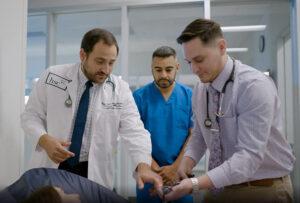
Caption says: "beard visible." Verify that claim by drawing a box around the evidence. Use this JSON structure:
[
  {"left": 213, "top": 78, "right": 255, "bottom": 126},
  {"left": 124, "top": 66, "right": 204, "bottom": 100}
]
[
  {"left": 82, "top": 62, "right": 108, "bottom": 84},
  {"left": 154, "top": 78, "right": 175, "bottom": 89}
]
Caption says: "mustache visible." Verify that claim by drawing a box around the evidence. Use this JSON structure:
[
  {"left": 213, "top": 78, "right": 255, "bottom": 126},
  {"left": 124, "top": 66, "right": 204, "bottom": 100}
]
[
  {"left": 158, "top": 78, "right": 171, "bottom": 83},
  {"left": 95, "top": 72, "right": 107, "bottom": 76}
]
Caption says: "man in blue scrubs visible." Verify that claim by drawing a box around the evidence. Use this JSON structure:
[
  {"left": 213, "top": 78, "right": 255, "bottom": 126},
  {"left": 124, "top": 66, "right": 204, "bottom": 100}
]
[{"left": 133, "top": 46, "right": 194, "bottom": 203}]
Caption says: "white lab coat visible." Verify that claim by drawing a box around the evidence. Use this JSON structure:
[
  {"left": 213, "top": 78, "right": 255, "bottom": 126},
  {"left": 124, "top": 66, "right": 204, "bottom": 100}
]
[{"left": 21, "top": 63, "right": 152, "bottom": 190}]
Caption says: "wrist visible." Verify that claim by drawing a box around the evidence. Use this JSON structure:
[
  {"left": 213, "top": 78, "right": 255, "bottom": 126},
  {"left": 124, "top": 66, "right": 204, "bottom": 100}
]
[
  {"left": 38, "top": 134, "right": 49, "bottom": 148},
  {"left": 136, "top": 162, "right": 150, "bottom": 172}
]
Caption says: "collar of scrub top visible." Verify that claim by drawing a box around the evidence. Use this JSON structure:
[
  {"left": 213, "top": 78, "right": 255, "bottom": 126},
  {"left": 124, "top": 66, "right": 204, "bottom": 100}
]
[{"left": 204, "top": 56, "right": 235, "bottom": 128}]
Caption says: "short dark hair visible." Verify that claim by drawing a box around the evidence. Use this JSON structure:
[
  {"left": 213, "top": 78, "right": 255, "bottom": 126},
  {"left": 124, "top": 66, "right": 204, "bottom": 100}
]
[
  {"left": 152, "top": 46, "right": 176, "bottom": 59},
  {"left": 23, "top": 185, "right": 62, "bottom": 203},
  {"left": 177, "top": 18, "right": 223, "bottom": 45},
  {"left": 81, "top": 28, "right": 119, "bottom": 56}
]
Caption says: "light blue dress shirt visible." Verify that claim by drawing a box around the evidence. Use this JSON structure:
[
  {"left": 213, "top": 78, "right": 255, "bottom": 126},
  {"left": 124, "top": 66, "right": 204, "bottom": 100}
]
[{"left": 185, "top": 56, "right": 296, "bottom": 188}]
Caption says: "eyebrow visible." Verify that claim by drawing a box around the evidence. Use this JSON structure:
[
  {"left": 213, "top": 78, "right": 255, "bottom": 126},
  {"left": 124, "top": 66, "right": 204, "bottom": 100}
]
[
  {"left": 193, "top": 55, "right": 204, "bottom": 60},
  {"left": 153, "top": 66, "right": 174, "bottom": 69},
  {"left": 95, "top": 57, "right": 116, "bottom": 61}
]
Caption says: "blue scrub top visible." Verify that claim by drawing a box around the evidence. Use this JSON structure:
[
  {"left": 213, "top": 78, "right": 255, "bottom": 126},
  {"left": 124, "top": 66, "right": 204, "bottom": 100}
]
[{"left": 133, "top": 81, "right": 193, "bottom": 166}]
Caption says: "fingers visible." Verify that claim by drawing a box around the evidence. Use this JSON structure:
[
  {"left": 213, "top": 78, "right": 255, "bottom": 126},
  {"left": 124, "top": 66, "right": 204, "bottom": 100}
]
[
  {"left": 160, "top": 173, "right": 174, "bottom": 186},
  {"left": 152, "top": 175, "right": 163, "bottom": 189},
  {"left": 178, "top": 170, "right": 188, "bottom": 181},
  {"left": 61, "top": 141, "right": 71, "bottom": 147},
  {"left": 137, "top": 176, "right": 144, "bottom": 190},
  {"left": 57, "top": 146, "right": 75, "bottom": 157},
  {"left": 175, "top": 173, "right": 181, "bottom": 182}
]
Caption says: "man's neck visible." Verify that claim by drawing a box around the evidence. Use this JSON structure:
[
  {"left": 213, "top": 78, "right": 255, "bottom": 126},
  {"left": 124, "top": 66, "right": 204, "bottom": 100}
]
[
  {"left": 155, "top": 82, "right": 176, "bottom": 102},
  {"left": 212, "top": 54, "right": 228, "bottom": 82}
]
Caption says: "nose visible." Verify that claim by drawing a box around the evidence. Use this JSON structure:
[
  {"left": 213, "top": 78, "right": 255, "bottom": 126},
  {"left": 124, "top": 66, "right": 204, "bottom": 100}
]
[
  {"left": 190, "top": 62, "right": 200, "bottom": 73},
  {"left": 160, "top": 70, "right": 168, "bottom": 78},
  {"left": 100, "top": 63, "right": 110, "bottom": 74}
]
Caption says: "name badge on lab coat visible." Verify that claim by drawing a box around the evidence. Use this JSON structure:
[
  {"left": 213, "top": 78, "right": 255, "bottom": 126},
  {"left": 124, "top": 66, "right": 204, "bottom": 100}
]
[{"left": 46, "top": 72, "right": 71, "bottom": 91}]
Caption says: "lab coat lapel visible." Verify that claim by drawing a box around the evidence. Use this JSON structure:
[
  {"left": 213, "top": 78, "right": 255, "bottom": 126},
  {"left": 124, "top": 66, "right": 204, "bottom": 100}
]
[{"left": 66, "top": 63, "right": 80, "bottom": 115}]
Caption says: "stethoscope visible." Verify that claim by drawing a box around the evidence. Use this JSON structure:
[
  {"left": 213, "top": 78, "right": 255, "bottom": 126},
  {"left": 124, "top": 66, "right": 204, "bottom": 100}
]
[
  {"left": 204, "top": 58, "right": 235, "bottom": 128},
  {"left": 64, "top": 76, "right": 116, "bottom": 107}
]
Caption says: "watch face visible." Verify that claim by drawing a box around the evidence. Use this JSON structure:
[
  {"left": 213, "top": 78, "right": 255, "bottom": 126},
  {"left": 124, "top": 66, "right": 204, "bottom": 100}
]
[{"left": 259, "top": 35, "right": 265, "bottom": 53}]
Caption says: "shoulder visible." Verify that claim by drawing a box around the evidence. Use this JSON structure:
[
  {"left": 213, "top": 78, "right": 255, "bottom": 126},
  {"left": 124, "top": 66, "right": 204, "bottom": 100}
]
[
  {"left": 234, "top": 60, "right": 278, "bottom": 104},
  {"left": 44, "top": 63, "right": 78, "bottom": 81},
  {"left": 108, "top": 74, "right": 130, "bottom": 91},
  {"left": 235, "top": 60, "right": 275, "bottom": 90},
  {"left": 47, "top": 63, "right": 77, "bottom": 74},
  {"left": 133, "top": 83, "right": 153, "bottom": 97},
  {"left": 176, "top": 82, "right": 193, "bottom": 95}
]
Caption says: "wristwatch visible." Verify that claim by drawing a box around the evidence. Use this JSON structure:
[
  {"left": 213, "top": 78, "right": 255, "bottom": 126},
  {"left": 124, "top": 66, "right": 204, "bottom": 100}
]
[{"left": 190, "top": 177, "right": 200, "bottom": 194}]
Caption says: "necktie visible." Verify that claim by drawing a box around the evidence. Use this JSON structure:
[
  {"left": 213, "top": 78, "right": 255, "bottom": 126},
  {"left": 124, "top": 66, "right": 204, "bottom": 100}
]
[
  {"left": 208, "top": 84, "right": 223, "bottom": 194},
  {"left": 67, "top": 81, "right": 93, "bottom": 167}
]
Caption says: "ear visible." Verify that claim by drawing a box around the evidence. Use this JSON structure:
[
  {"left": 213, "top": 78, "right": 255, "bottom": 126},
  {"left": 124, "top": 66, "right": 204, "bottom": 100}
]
[
  {"left": 175, "top": 63, "right": 179, "bottom": 73},
  {"left": 80, "top": 49, "right": 86, "bottom": 62},
  {"left": 218, "top": 39, "right": 227, "bottom": 56}
]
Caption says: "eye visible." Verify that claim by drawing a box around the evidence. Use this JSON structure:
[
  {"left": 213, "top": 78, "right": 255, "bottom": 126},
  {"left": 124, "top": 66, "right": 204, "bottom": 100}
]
[
  {"left": 96, "top": 60, "right": 104, "bottom": 65},
  {"left": 195, "top": 58, "right": 204, "bottom": 63}
]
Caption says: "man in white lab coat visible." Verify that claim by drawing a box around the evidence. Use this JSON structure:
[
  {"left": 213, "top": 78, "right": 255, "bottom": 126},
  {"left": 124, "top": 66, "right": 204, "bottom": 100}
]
[{"left": 21, "top": 28, "right": 162, "bottom": 192}]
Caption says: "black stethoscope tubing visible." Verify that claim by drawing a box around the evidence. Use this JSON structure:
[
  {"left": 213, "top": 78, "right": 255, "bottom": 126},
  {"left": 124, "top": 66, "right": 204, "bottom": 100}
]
[{"left": 204, "top": 58, "right": 235, "bottom": 128}]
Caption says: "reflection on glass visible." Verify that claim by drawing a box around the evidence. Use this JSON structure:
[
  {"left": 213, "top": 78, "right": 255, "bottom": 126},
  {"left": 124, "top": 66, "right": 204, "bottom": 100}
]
[
  {"left": 211, "top": 0, "right": 290, "bottom": 83},
  {"left": 128, "top": 3, "right": 203, "bottom": 89},
  {"left": 56, "top": 10, "right": 122, "bottom": 75},
  {"left": 26, "top": 15, "right": 47, "bottom": 95}
]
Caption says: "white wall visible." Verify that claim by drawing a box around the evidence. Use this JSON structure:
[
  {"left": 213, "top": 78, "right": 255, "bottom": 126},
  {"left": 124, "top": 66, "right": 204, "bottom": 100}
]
[
  {"left": 294, "top": 0, "right": 300, "bottom": 201},
  {"left": 0, "top": 0, "right": 27, "bottom": 188}
]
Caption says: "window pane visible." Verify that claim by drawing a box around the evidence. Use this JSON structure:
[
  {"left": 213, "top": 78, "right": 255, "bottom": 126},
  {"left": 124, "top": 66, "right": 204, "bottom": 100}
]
[
  {"left": 211, "top": 0, "right": 290, "bottom": 83},
  {"left": 128, "top": 3, "right": 204, "bottom": 90},
  {"left": 56, "top": 10, "right": 122, "bottom": 75},
  {"left": 26, "top": 15, "right": 47, "bottom": 170},
  {"left": 26, "top": 15, "right": 47, "bottom": 96}
]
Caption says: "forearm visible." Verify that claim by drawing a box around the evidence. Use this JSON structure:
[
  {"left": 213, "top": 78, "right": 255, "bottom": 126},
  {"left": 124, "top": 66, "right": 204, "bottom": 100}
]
[
  {"left": 196, "top": 174, "right": 214, "bottom": 190},
  {"left": 173, "top": 129, "right": 192, "bottom": 168}
]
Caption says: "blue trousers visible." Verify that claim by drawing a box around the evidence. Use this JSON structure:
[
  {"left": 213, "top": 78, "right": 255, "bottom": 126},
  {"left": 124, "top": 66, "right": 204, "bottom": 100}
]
[{"left": 136, "top": 183, "right": 193, "bottom": 203}]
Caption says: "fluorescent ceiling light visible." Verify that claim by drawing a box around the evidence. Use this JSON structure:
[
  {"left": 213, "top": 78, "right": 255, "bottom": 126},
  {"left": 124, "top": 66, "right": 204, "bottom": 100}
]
[
  {"left": 222, "top": 25, "right": 267, "bottom": 32},
  {"left": 227, "top": 48, "right": 248, "bottom": 53}
]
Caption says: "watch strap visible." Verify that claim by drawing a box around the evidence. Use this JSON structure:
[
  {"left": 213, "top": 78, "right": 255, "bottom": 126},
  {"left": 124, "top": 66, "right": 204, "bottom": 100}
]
[{"left": 190, "top": 177, "right": 199, "bottom": 194}]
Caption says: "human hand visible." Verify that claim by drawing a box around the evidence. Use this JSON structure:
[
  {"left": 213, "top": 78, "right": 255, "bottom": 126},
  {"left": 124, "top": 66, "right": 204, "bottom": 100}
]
[
  {"left": 157, "top": 165, "right": 177, "bottom": 186},
  {"left": 151, "top": 159, "right": 161, "bottom": 173},
  {"left": 38, "top": 134, "right": 75, "bottom": 164},
  {"left": 158, "top": 178, "right": 193, "bottom": 202},
  {"left": 175, "top": 157, "right": 195, "bottom": 182},
  {"left": 136, "top": 163, "right": 163, "bottom": 192}
]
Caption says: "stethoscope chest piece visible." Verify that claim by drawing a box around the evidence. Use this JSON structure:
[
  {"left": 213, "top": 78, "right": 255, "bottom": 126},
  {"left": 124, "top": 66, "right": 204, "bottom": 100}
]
[
  {"left": 65, "top": 97, "right": 72, "bottom": 107},
  {"left": 204, "top": 118, "right": 212, "bottom": 128}
]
